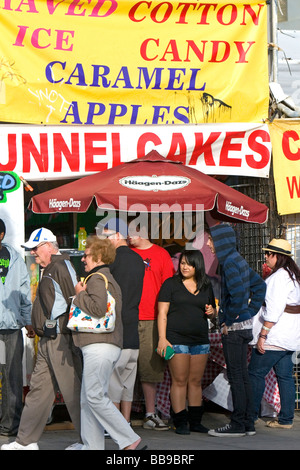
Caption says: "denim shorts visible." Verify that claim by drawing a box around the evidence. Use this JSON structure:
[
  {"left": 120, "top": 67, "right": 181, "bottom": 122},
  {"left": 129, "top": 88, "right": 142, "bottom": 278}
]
[{"left": 172, "top": 344, "right": 210, "bottom": 355}]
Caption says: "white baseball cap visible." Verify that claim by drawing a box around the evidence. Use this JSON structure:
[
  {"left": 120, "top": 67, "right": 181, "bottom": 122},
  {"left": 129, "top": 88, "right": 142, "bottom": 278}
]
[{"left": 22, "top": 227, "right": 57, "bottom": 249}]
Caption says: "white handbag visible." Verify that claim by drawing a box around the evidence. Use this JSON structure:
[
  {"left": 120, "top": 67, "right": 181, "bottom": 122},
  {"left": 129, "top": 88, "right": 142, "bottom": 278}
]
[{"left": 67, "top": 272, "right": 116, "bottom": 333}]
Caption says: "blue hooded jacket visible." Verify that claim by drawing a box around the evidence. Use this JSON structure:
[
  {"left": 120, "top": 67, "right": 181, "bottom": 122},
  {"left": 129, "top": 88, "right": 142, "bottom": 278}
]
[{"left": 210, "top": 223, "right": 266, "bottom": 326}]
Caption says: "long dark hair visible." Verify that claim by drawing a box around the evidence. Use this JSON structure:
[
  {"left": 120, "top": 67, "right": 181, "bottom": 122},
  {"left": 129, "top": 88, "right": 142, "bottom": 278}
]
[
  {"left": 272, "top": 253, "right": 300, "bottom": 285},
  {"left": 178, "top": 250, "right": 209, "bottom": 292}
]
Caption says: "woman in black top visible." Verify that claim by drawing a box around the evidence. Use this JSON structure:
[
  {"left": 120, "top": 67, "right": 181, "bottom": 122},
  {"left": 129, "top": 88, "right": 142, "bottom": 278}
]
[{"left": 157, "top": 250, "right": 216, "bottom": 435}]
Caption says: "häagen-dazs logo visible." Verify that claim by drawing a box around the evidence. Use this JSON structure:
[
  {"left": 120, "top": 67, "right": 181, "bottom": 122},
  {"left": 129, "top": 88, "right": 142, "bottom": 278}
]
[
  {"left": 49, "top": 198, "right": 81, "bottom": 210},
  {"left": 225, "top": 201, "right": 250, "bottom": 218},
  {"left": 119, "top": 175, "right": 191, "bottom": 191}
]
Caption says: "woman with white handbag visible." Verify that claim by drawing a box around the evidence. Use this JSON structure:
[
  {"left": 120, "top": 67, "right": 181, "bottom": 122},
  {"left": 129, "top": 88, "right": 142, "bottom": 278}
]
[{"left": 70, "top": 236, "right": 142, "bottom": 450}]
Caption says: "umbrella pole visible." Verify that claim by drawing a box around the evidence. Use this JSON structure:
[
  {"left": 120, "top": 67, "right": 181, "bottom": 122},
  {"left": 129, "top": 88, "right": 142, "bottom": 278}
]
[{"left": 73, "top": 214, "right": 77, "bottom": 249}]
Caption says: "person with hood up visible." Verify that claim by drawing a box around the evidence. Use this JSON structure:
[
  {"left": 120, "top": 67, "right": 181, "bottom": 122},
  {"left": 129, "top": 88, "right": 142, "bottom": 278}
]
[
  {"left": 205, "top": 215, "right": 266, "bottom": 437},
  {"left": 0, "top": 219, "right": 33, "bottom": 437}
]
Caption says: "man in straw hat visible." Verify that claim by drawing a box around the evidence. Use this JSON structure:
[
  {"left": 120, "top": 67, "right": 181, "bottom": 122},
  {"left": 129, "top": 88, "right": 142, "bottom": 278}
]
[{"left": 249, "top": 238, "right": 300, "bottom": 429}]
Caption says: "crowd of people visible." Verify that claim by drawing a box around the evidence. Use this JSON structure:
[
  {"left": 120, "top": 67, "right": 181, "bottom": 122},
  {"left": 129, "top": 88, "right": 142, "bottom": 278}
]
[{"left": 0, "top": 215, "right": 299, "bottom": 450}]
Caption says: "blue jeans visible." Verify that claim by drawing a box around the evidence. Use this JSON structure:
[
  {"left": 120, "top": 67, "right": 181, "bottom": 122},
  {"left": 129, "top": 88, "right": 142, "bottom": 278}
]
[
  {"left": 222, "top": 329, "right": 253, "bottom": 431},
  {"left": 248, "top": 348, "right": 295, "bottom": 425},
  {"left": 0, "top": 330, "right": 24, "bottom": 434},
  {"left": 172, "top": 344, "right": 210, "bottom": 355}
]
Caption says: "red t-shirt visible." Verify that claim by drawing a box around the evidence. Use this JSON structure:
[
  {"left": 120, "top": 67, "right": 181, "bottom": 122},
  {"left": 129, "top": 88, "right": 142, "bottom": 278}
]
[{"left": 131, "top": 244, "right": 175, "bottom": 320}]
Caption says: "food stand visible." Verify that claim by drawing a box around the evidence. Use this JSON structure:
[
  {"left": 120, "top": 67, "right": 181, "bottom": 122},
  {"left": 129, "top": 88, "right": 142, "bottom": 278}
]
[{"left": 1, "top": 1, "right": 298, "bottom": 422}]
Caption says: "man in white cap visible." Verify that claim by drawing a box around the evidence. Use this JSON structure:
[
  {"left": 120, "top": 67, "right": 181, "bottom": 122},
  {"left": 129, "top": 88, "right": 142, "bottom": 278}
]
[
  {"left": 0, "top": 219, "right": 33, "bottom": 437},
  {"left": 2, "top": 227, "right": 82, "bottom": 450}
]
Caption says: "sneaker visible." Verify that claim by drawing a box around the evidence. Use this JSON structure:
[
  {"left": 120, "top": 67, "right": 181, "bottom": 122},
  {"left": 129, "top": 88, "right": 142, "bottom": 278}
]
[
  {"left": 245, "top": 428, "right": 256, "bottom": 436},
  {"left": 65, "top": 442, "right": 83, "bottom": 450},
  {"left": 266, "top": 420, "right": 293, "bottom": 429},
  {"left": 0, "top": 428, "right": 18, "bottom": 437},
  {"left": 143, "top": 413, "right": 169, "bottom": 431},
  {"left": 208, "top": 423, "right": 246, "bottom": 437},
  {"left": 1, "top": 441, "right": 39, "bottom": 450}
]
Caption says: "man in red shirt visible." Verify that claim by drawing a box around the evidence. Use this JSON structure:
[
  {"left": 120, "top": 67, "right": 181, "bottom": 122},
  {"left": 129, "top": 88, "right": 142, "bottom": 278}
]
[{"left": 129, "top": 226, "right": 174, "bottom": 431}]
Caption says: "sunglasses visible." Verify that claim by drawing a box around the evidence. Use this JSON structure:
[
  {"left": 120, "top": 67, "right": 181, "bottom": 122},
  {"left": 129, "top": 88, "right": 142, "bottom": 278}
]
[
  {"left": 264, "top": 251, "right": 274, "bottom": 257},
  {"left": 32, "top": 242, "right": 48, "bottom": 252},
  {"left": 82, "top": 253, "right": 92, "bottom": 259}
]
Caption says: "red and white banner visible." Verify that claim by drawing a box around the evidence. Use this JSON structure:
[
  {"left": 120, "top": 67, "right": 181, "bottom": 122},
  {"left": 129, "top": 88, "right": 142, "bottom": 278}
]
[{"left": 0, "top": 123, "right": 271, "bottom": 180}]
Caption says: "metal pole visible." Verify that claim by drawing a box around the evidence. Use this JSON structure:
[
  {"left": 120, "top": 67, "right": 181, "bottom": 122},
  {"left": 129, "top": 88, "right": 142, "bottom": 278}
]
[{"left": 271, "top": 0, "right": 278, "bottom": 82}]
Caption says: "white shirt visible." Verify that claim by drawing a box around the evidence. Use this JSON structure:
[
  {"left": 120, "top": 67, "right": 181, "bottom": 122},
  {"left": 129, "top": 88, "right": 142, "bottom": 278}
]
[{"left": 251, "top": 268, "right": 300, "bottom": 351}]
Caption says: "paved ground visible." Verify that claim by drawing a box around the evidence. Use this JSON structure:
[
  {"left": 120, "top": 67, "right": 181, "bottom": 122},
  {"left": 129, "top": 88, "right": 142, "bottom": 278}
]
[{"left": 1, "top": 409, "right": 299, "bottom": 452}]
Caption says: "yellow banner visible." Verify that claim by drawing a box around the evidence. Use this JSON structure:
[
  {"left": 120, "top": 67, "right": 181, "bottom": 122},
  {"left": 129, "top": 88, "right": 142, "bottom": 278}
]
[
  {"left": 0, "top": 1, "right": 269, "bottom": 125},
  {"left": 269, "top": 120, "right": 300, "bottom": 215}
]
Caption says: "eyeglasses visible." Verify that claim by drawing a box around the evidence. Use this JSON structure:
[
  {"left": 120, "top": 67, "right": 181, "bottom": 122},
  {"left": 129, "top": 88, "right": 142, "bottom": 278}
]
[
  {"left": 32, "top": 242, "right": 47, "bottom": 252},
  {"left": 82, "top": 253, "right": 92, "bottom": 259},
  {"left": 264, "top": 251, "right": 274, "bottom": 257}
]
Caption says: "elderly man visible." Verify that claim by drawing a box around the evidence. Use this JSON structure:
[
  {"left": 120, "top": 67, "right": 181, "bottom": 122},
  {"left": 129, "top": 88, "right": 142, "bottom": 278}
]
[
  {"left": 97, "top": 218, "right": 145, "bottom": 424},
  {"left": 0, "top": 219, "right": 33, "bottom": 437},
  {"left": 2, "top": 227, "right": 82, "bottom": 450}
]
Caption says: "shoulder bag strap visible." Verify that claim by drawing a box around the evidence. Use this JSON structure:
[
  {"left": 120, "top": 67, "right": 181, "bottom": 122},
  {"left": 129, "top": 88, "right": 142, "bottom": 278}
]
[{"left": 83, "top": 272, "right": 108, "bottom": 289}]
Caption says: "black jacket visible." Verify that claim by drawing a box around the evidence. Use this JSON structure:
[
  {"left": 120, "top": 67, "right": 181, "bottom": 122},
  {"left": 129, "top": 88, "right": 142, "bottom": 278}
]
[{"left": 110, "top": 246, "right": 145, "bottom": 349}]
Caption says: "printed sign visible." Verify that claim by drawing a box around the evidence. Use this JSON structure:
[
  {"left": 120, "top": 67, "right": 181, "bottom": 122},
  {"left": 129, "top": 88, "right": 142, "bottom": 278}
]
[
  {"left": 0, "top": 178, "right": 24, "bottom": 254},
  {"left": 0, "top": 123, "right": 271, "bottom": 179},
  {"left": 269, "top": 120, "right": 300, "bottom": 215},
  {"left": 0, "top": 1, "right": 269, "bottom": 125},
  {"left": 0, "top": 171, "right": 20, "bottom": 202},
  {"left": 119, "top": 175, "right": 191, "bottom": 191}
]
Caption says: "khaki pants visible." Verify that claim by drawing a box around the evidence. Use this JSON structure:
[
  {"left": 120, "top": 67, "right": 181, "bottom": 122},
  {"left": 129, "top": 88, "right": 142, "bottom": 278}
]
[
  {"left": 80, "top": 343, "right": 140, "bottom": 450},
  {"left": 17, "top": 334, "right": 81, "bottom": 446},
  {"left": 109, "top": 349, "right": 139, "bottom": 402},
  {"left": 138, "top": 320, "right": 165, "bottom": 383}
]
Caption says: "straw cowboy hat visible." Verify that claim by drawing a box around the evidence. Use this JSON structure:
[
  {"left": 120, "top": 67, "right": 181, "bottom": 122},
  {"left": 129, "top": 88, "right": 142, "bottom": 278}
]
[{"left": 262, "top": 238, "right": 293, "bottom": 257}]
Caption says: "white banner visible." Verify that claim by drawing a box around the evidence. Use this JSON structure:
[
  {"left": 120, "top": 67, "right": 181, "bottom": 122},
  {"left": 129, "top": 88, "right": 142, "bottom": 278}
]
[{"left": 0, "top": 123, "right": 271, "bottom": 180}]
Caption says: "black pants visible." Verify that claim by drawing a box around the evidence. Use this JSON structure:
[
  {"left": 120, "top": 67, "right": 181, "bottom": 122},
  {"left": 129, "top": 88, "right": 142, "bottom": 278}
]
[
  {"left": 222, "top": 329, "right": 254, "bottom": 431},
  {"left": 0, "top": 329, "right": 23, "bottom": 434}
]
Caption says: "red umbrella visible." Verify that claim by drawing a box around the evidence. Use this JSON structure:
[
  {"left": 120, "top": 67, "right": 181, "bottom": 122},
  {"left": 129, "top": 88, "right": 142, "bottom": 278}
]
[{"left": 29, "top": 150, "right": 268, "bottom": 224}]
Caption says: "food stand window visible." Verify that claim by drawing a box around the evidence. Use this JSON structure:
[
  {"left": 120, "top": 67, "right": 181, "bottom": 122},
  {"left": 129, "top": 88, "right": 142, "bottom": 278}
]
[{"left": 24, "top": 179, "right": 100, "bottom": 249}]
